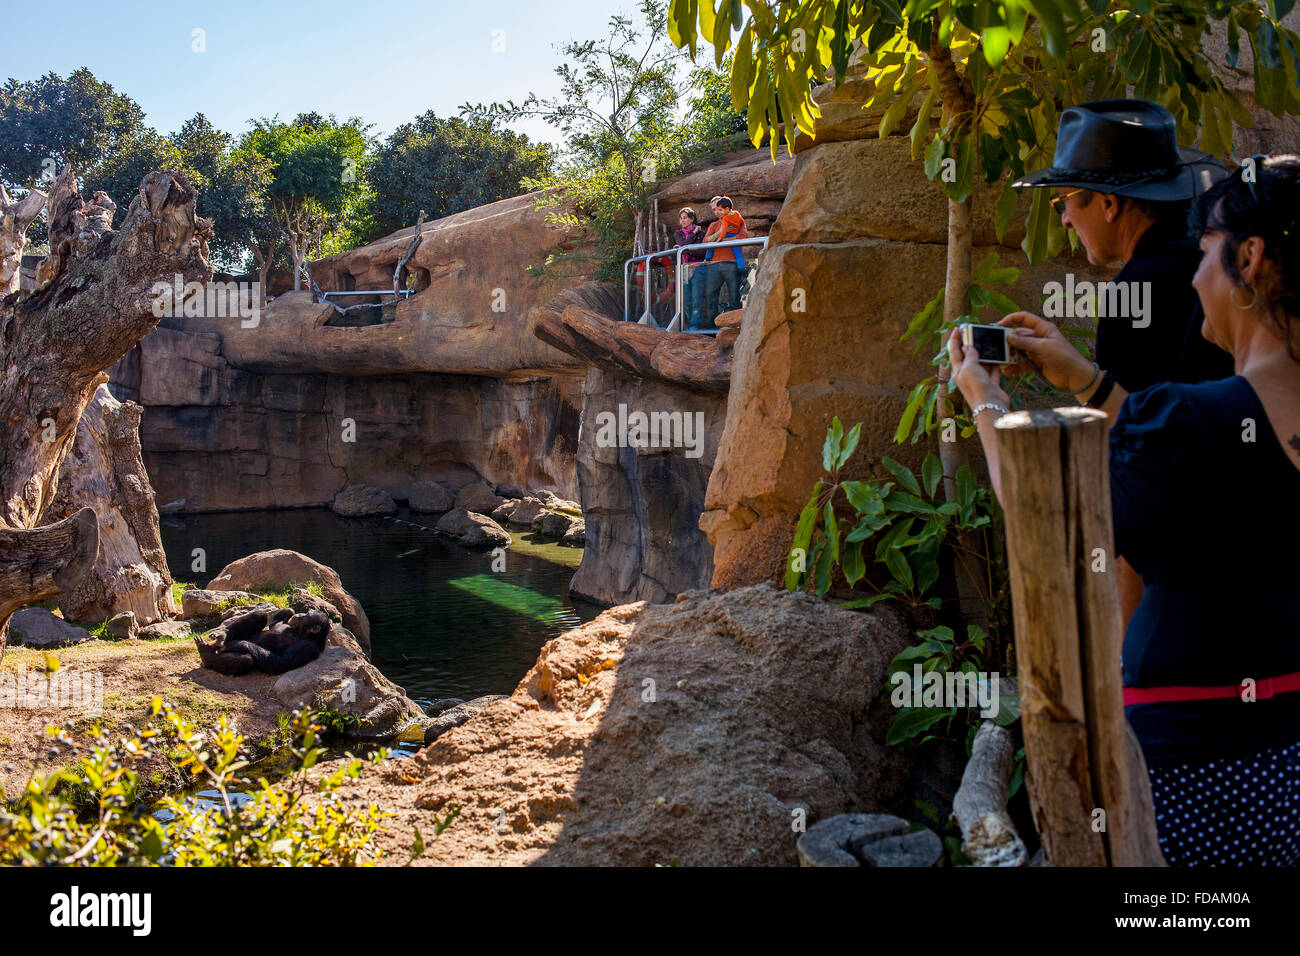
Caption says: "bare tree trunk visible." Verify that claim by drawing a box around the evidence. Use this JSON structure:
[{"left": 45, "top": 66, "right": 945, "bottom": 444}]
[
  {"left": 929, "top": 29, "right": 987, "bottom": 627},
  {"left": 393, "top": 209, "right": 426, "bottom": 296},
  {"left": 48, "top": 383, "right": 177, "bottom": 624},
  {"left": 0, "top": 167, "right": 210, "bottom": 652},
  {"left": 1, "top": 184, "right": 47, "bottom": 295}
]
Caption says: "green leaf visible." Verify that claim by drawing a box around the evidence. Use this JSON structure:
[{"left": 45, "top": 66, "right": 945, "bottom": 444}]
[
  {"left": 824, "top": 500, "right": 840, "bottom": 562},
  {"left": 813, "top": 541, "right": 833, "bottom": 596},
  {"left": 730, "top": 24, "right": 754, "bottom": 112},
  {"left": 841, "top": 480, "right": 885, "bottom": 516},
  {"left": 921, "top": 455, "right": 944, "bottom": 498},
  {"left": 884, "top": 547, "right": 914, "bottom": 589},
  {"left": 982, "top": 24, "right": 1011, "bottom": 66},
  {"left": 955, "top": 464, "right": 977, "bottom": 518},
  {"left": 842, "top": 539, "right": 866, "bottom": 586},
  {"left": 880, "top": 457, "right": 923, "bottom": 496},
  {"left": 916, "top": 559, "right": 940, "bottom": 592},
  {"left": 840, "top": 592, "right": 896, "bottom": 610},
  {"left": 910, "top": 86, "right": 937, "bottom": 160},
  {"left": 1024, "top": 0, "right": 1068, "bottom": 58},
  {"left": 785, "top": 483, "right": 823, "bottom": 590},
  {"left": 831, "top": 0, "right": 851, "bottom": 83},
  {"left": 994, "top": 187, "right": 1018, "bottom": 243},
  {"left": 823, "top": 417, "right": 844, "bottom": 473},
  {"left": 923, "top": 134, "right": 944, "bottom": 180},
  {"left": 886, "top": 707, "right": 949, "bottom": 746},
  {"left": 837, "top": 421, "right": 863, "bottom": 468},
  {"left": 1020, "top": 186, "right": 1051, "bottom": 265}
]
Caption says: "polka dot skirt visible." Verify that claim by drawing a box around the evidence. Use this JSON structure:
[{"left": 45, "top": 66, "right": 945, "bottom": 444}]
[{"left": 1147, "top": 739, "right": 1300, "bottom": 866}]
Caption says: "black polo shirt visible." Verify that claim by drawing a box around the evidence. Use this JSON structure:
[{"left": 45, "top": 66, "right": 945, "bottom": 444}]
[{"left": 1094, "top": 218, "right": 1234, "bottom": 392}]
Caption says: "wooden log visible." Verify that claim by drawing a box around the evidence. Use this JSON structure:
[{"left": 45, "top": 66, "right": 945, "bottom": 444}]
[
  {"left": 0, "top": 508, "right": 99, "bottom": 622},
  {"left": 535, "top": 283, "right": 732, "bottom": 393},
  {"left": 993, "top": 407, "right": 1164, "bottom": 866},
  {"left": 953, "top": 721, "right": 1027, "bottom": 866}
]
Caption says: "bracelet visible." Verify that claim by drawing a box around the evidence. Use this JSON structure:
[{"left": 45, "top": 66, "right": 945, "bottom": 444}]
[
  {"left": 1085, "top": 371, "right": 1117, "bottom": 409},
  {"left": 971, "top": 402, "right": 1010, "bottom": 419},
  {"left": 1074, "top": 362, "right": 1101, "bottom": 399}
]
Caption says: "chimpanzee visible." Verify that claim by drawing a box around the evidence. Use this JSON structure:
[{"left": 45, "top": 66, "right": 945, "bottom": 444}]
[{"left": 194, "top": 607, "right": 331, "bottom": 676}]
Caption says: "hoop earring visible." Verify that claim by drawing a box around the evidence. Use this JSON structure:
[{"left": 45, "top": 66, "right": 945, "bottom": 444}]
[{"left": 1230, "top": 283, "right": 1258, "bottom": 310}]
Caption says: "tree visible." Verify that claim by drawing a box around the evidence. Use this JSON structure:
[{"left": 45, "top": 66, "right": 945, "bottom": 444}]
[
  {"left": 240, "top": 114, "right": 370, "bottom": 290},
  {"left": 0, "top": 68, "right": 146, "bottom": 191},
  {"left": 467, "top": 0, "right": 691, "bottom": 274},
  {"left": 0, "top": 168, "right": 210, "bottom": 655},
  {"left": 367, "top": 112, "right": 553, "bottom": 238},
  {"left": 171, "top": 114, "right": 273, "bottom": 273}
]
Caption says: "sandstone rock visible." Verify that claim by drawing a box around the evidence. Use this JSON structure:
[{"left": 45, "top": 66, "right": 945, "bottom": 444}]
[
  {"left": 404, "top": 584, "right": 912, "bottom": 866},
  {"left": 332, "top": 484, "right": 396, "bottom": 517},
  {"left": 856, "top": 826, "right": 944, "bottom": 867},
  {"left": 48, "top": 385, "right": 175, "bottom": 625},
  {"left": 435, "top": 508, "right": 511, "bottom": 548},
  {"left": 423, "top": 695, "right": 507, "bottom": 744},
  {"left": 702, "top": 229, "right": 1110, "bottom": 590},
  {"left": 491, "top": 499, "right": 519, "bottom": 523},
  {"left": 207, "top": 549, "right": 371, "bottom": 649},
  {"left": 538, "top": 492, "right": 581, "bottom": 513},
  {"left": 106, "top": 612, "right": 137, "bottom": 640},
  {"left": 138, "top": 620, "right": 192, "bottom": 640},
  {"left": 407, "top": 480, "right": 454, "bottom": 514},
  {"left": 272, "top": 641, "right": 424, "bottom": 739},
  {"left": 560, "top": 520, "right": 586, "bottom": 548},
  {"left": 502, "top": 497, "right": 547, "bottom": 528},
  {"left": 453, "top": 481, "right": 504, "bottom": 515},
  {"left": 569, "top": 366, "right": 727, "bottom": 606},
  {"left": 537, "top": 510, "right": 578, "bottom": 538},
  {"left": 9, "top": 609, "right": 93, "bottom": 649},
  {"left": 714, "top": 308, "right": 744, "bottom": 328},
  {"left": 181, "top": 589, "right": 254, "bottom": 620},
  {"left": 494, "top": 485, "right": 526, "bottom": 499}
]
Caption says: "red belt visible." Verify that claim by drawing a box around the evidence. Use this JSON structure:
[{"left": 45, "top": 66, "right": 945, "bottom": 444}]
[{"left": 1124, "top": 670, "right": 1300, "bottom": 706}]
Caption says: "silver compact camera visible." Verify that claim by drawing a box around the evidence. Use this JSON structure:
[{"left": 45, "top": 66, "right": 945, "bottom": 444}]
[{"left": 958, "top": 323, "right": 1011, "bottom": 364}]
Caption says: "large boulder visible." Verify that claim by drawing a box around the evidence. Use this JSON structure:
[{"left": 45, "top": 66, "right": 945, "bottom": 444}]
[
  {"left": 407, "top": 480, "right": 455, "bottom": 514},
  {"left": 9, "top": 608, "right": 93, "bottom": 649},
  {"left": 501, "top": 497, "right": 548, "bottom": 529},
  {"left": 181, "top": 588, "right": 255, "bottom": 620},
  {"left": 272, "top": 639, "right": 424, "bottom": 740},
  {"left": 435, "top": 508, "right": 511, "bottom": 548},
  {"left": 423, "top": 695, "right": 507, "bottom": 744},
  {"left": 206, "top": 549, "right": 371, "bottom": 649},
  {"left": 332, "top": 484, "right": 396, "bottom": 517},
  {"left": 402, "top": 584, "right": 912, "bottom": 865},
  {"left": 537, "top": 510, "right": 578, "bottom": 538},
  {"left": 453, "top": 481, "right": 504, "bottom": 515}
]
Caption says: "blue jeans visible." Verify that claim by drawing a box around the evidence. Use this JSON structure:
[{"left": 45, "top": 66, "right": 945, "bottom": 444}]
[
  {"left": 685, "top": 265, "right": 706, "bottom": 330},
  {"left": 704, "top": 262, "right": 743, "bottom": 327}
]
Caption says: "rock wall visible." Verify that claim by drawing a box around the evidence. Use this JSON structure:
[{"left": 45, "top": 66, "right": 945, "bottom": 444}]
[
  {"left": 569, "top": 366, "right": 727, "bottom": 606},
  {"left": 111, "top": 326, "right": 582, "bottom": 510},
  {"left": 701, "top": 97, "right": 1114, "bottom": 591}
]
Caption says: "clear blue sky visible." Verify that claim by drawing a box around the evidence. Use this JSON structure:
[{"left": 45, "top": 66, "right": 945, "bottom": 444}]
[{"left": 0, "top": 0, "right": 650, "bottom": 147}]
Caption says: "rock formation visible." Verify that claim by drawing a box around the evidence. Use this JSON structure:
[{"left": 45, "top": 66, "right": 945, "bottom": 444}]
[
  {"left": 47, "top": 385, "right": 176, "bottom": 625},
  {"left": 699, "top": 87, "right": 1114, "bottom": 591},
  {"left": 534, "top": 282, "right": 730, "bottom": 606},
  {"left": 361, "top": 584, "right": 911, "bottom": 865}
]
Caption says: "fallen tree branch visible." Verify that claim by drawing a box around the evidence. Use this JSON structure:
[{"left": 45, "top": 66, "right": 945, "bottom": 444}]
[{"left": 953, "top": 721, "right": 1028, "bottom": 866}]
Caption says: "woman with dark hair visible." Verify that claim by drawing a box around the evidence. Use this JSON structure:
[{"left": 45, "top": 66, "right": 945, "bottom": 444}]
[
  {"left": 675, "top": 207, "right": 706, "bottom": 330},
  {"left": 948, "top": 154, "right": 1300, "bottom": 866}
]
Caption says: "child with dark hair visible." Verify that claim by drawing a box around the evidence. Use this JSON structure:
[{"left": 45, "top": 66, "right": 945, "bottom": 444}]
[{"left": 703, "top": 196, "right": 747, "bottom": 328}]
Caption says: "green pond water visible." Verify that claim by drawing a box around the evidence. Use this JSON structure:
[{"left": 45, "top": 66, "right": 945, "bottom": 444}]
[{"left": 160, "top": 507, "right": 603, "bottom": 707}]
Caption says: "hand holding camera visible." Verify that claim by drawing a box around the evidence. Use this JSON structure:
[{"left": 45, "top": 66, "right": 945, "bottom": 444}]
[{"left": 997, "top": 312, "right": 1100, "bottom": 394}]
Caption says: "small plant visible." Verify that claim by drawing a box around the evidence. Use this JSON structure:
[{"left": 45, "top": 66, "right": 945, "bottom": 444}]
[
  {"left": 786, "top": 418, "right": 1001, "bottom": 616},
  {"left": 0, "top": 700, "right": 390, "bottom": 866},
  {"left": 316, "top": 707, "right": 363, "bottom": 736}
]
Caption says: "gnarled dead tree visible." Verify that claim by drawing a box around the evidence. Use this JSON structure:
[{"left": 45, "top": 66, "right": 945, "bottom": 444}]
[
  {"left": 0, "top": 167, "right": 210, "bottom": 652},
  {"left": 1, "top": 184, "right": 47, "bottom": 295}
]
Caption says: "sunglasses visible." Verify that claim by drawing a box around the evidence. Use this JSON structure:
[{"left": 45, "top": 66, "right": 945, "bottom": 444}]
[{"left": 1049, "top": 188, "right": 1084, "bottom": 214}]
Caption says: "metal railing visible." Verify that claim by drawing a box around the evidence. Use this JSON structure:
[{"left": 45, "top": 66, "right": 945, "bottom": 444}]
[
  {"left": 622, "top": 236, "right": 768, "bottom": 333},
  {"left": 320, "top": 289, "right": 417, "bottom": 301}
]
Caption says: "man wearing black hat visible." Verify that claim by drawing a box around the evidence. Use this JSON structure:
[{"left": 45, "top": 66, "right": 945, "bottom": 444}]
[
  {"left": 1005, "top": 99, "right": 1234, "bottom": 395},
  {"left": 978, "top": 100, "right": 1233, "bottom": 628}
]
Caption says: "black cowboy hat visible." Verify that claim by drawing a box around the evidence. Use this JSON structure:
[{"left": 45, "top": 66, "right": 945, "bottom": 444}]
[{"left": 1011, "top": 99, "right": 1228, "bottom": 202}]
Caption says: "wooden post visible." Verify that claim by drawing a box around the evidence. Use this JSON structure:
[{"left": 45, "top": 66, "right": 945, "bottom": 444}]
[{"left": 994, "top": 407, "right": 1164, "bottom": 866}]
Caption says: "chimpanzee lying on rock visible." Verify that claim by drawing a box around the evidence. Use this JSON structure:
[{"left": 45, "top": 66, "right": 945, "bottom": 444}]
[{"left": 194, "top": 606, "right": 331, "bottom": 676}]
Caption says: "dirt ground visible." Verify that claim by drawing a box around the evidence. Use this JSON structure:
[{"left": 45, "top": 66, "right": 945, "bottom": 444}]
[{"left": 0, "top": 637, "right": 287, "bottom": 801}]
